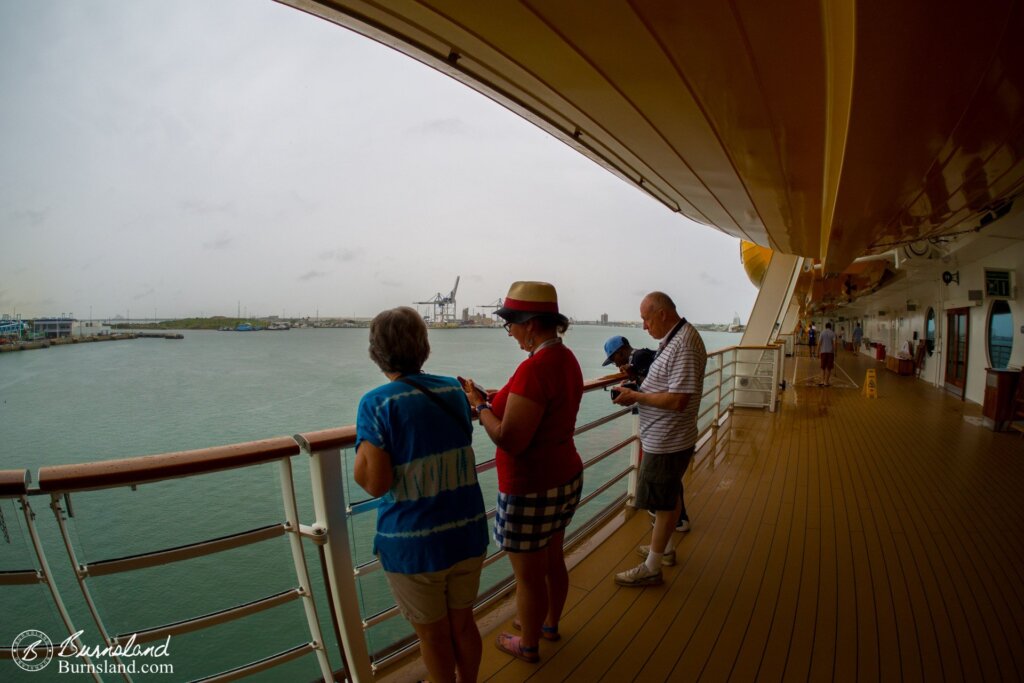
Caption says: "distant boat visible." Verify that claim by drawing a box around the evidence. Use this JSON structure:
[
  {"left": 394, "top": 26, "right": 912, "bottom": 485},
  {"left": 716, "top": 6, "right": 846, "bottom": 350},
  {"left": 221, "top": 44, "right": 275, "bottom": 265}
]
[{"left": 235, "top": 323, "right": 255, "bottom": 331}]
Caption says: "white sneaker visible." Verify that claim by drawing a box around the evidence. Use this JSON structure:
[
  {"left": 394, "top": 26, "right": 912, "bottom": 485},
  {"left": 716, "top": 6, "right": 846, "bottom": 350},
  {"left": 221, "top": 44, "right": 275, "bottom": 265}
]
[
  {"left": 636, "top": 545, "right": 676, "bottom": 566},
  {"left": 615, "top": 562, "right": 663, "bottom": 587}
]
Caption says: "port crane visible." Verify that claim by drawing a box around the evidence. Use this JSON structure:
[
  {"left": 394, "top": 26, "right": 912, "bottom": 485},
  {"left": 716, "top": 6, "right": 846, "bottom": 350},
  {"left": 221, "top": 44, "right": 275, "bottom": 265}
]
[
  {"left": 415, "top": 276, "right": 460, "bottom": 325},
  {"left": 478, "top": 297, "right": 503, "bottom": 320}
]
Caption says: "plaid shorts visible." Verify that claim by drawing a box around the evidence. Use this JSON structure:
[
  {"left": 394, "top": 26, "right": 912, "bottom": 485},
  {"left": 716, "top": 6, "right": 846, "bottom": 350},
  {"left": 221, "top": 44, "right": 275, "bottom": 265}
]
[{"left": 495, "top": 472, "right": 583, "bottom": 553}]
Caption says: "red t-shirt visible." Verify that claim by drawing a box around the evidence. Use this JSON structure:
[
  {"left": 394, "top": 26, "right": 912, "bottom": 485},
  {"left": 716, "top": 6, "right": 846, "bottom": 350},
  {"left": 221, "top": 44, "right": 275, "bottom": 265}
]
[{"left": 491, "top": 342, "right": 584, "bottom": 495}]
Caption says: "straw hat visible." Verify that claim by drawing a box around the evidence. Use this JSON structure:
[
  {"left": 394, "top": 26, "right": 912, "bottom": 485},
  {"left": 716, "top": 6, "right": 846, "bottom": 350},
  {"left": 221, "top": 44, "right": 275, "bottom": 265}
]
[{"left": 495, "top": 281, "right": 568, "bottom": 325}]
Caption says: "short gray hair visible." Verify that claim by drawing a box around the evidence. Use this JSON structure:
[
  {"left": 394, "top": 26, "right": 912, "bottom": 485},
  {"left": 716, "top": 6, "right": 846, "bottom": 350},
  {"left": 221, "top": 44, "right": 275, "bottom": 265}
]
[{"left": 368, "top": 307, "right": 430, "bottom": 375}]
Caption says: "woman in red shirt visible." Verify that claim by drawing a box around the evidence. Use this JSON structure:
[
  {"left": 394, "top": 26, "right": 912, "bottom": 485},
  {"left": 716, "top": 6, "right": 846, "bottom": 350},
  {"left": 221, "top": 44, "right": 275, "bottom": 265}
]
[{"left": 462, "top": 281, "right": 583, "bottom": 664}]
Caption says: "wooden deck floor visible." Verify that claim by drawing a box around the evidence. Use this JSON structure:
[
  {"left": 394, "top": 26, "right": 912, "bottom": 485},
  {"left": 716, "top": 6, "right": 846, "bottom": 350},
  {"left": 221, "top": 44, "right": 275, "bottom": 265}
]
[{"left": 464, "top": 351, "right": 1024, "bottom": 682}]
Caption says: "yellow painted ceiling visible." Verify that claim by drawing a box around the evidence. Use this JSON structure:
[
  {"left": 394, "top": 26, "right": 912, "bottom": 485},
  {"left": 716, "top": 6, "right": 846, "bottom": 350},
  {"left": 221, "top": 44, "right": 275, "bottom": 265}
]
[{"left": 285, "top": 0, "right": 1024, "bottom": 271}]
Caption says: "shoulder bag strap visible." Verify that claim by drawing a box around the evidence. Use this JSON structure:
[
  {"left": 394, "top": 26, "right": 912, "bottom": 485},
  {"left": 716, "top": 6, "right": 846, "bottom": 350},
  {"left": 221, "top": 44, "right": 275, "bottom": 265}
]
[{"left": 396, "top": 377, "right": 473, "bottom": 438}]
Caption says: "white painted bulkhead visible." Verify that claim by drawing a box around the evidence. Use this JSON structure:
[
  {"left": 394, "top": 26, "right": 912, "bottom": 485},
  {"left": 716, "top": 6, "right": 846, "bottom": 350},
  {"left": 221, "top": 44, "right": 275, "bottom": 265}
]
[{"left": 825, "top": 208, "right": 1024, "bottom": 406}]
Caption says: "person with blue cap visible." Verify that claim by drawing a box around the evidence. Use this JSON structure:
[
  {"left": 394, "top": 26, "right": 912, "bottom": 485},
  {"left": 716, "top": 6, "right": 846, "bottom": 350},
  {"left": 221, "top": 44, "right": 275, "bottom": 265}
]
[{"left": 601, "top": 335, "right": 655, "bottom": 383}]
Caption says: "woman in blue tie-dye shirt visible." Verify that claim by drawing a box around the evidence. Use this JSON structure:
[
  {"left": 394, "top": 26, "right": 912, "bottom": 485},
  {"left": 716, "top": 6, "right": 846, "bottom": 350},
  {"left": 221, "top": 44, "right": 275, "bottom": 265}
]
[{"left": 355, "top": 306, "right": 488, "bottom": 683}]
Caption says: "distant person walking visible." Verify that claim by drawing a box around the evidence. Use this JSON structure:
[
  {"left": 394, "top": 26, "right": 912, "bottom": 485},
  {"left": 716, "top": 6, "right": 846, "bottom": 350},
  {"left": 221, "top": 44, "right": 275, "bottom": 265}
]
[
  {"left": 818, "top": 322, "right": 837, "bottom": 386},
  {"left": 808, "top": 323, "right": 817, "bottom": 358},
  {"left": 853, "top": 322, "right": 863, "bottom": 351},
  {"left": 354, "top": 307, "right": 489, "bottom": 683},
  {"left": 611, "top": 292, "right": 706, "bottom": 587}
]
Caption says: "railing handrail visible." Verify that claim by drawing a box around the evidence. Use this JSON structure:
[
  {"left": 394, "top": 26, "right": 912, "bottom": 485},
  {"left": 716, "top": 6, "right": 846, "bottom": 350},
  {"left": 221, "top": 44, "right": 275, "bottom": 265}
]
[
  {"left": 16, "top": 353, "right": 753, "bottom": 495},
  {"left": 0, "top": 468, "right": 28, "bottom": 495},
  {"left": 35, "top": 436, "right": 300, "bottom": 493},
  {"left": 293, "top": 425, "right": 357, "bottom": 453}
]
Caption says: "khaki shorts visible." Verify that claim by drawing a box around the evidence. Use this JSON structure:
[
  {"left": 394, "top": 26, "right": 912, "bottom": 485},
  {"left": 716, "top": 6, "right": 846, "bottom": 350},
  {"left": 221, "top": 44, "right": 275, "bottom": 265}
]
[
  {"left": 384, "top": 554, "right": 485, "bottom": 625},
  {"left": 635, "top": 447, "right": 694, "bottom": 510}
]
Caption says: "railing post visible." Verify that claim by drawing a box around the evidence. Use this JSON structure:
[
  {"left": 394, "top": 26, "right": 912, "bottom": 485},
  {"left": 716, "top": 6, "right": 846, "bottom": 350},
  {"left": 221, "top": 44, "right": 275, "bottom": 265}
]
[
  {"left": 17, "top": 495, "right": 101, "bottom": 683},
  {"left": 49, "top": 493, "right": 132, "bottom": 682},
  {"left": 278, "top": 458, "right": 334, "bottom": 681},
  {"left": 715, "top": 353, "right": 723, "bottom": 431},
  {"left": 306, "top": 448, "right": 373, "bottom": 683},
  {"left": 625, "top": 411, "right": 641, "bottom": 507},
  {"left": 769, "top": 345, "right": 780, "bottom": 413}
]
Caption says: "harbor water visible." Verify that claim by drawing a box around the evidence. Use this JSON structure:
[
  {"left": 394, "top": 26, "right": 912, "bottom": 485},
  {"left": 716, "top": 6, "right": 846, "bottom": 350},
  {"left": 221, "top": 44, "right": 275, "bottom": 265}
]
[{"left": 0, "top": 325, "right": 740, "bottom": 680}]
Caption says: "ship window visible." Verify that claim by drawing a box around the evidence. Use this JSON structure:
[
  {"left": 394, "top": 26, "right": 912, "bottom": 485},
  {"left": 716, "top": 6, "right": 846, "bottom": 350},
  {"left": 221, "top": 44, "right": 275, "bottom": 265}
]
[
  {"left": 987, "top": 300, "right": 1013, "bottom": 369},
  {"left": 925, "top": 308, "right": 936, "bottom": 356}
]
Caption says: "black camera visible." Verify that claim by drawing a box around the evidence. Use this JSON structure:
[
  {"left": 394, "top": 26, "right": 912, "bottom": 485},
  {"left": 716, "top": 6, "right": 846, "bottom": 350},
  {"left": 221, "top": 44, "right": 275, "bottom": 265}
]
[{"left": 609, "top": 382, "right": 638, "bottom": 401}]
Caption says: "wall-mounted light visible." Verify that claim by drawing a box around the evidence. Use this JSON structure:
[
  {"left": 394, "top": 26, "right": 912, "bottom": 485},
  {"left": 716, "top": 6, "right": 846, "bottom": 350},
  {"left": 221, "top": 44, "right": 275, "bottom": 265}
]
[{"left": 941, "top": 270, "right": 960, "bottom": 286}]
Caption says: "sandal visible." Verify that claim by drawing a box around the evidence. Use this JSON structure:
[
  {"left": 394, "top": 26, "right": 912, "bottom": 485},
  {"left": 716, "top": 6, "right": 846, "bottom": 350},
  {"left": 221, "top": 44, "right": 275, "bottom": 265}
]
[
  {"left": 495, "top": 632, "right": 539, "bottom": 663},
  {"left": 512, "top": 618, "right": 561, "bottom": 641}
]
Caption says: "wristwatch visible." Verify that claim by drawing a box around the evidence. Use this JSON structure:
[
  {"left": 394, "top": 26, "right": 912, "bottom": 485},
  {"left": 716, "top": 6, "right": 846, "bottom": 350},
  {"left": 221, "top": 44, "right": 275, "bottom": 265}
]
[{"left": 476, "top": 403, "right": 491, "bottom": 418}]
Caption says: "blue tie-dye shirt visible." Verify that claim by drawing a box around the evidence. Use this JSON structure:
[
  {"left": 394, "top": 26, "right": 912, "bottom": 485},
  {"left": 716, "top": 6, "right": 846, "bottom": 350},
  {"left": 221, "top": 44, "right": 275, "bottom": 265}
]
[{"left": 356, "top": 373, "right": 489, "bottom": 574}]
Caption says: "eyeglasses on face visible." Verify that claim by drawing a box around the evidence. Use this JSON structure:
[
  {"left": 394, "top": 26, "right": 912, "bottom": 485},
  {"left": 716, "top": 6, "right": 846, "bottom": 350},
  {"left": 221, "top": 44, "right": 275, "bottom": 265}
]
[{"left": 503, "top": 321, "right": 514, "bottom": 332}]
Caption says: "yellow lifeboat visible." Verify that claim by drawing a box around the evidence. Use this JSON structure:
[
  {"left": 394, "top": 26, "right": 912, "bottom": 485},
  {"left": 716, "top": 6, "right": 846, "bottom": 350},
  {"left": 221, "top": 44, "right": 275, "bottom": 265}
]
[{"left": 739, "top": 240, "right": 773, "bottom": 289}]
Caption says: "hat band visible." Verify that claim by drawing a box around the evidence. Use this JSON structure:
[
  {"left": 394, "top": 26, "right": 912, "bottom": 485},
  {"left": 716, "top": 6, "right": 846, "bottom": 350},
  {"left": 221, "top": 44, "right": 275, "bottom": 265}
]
[{"left": 501, "top": 297, "right": 559, "bottom": 314}]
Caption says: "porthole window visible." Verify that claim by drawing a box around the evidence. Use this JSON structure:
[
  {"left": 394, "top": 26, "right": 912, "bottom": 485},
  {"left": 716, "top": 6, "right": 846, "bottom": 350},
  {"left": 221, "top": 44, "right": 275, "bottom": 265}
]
[
  {"left": 988, "top": 300, "right": 1013, "bottom": 369},
  {"left": 925, "top": 308, "right": 936, "bottom": 356}
]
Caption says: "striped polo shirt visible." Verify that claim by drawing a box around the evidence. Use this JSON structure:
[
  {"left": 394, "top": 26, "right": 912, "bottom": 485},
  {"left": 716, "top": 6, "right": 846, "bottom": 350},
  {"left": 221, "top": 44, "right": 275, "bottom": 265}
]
[
  {"left": 638, "top": 321, "right": 707, "bottom": 453},
  {"left": 356, "top": 373, "right": 489, "bottom": 574}
]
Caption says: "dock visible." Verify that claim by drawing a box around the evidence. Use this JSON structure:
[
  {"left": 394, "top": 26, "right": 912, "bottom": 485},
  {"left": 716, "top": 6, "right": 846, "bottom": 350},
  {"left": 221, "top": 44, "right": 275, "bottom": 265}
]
[{"left": 0, "top": 332, "right": 182, "bottom": 353}]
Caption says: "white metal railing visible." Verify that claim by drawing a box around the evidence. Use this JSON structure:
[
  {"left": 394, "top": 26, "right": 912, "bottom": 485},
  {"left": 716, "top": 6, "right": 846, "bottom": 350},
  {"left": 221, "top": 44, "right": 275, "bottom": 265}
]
[{"left": 1, "top": 345, "right": 778, "bottom": 681}]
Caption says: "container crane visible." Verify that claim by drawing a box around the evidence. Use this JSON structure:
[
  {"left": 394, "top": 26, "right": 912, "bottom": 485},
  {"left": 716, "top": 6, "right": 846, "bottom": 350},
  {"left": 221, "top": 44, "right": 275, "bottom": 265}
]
[{"left": 414, "top": 276, "right": 460, "bottom": 325}]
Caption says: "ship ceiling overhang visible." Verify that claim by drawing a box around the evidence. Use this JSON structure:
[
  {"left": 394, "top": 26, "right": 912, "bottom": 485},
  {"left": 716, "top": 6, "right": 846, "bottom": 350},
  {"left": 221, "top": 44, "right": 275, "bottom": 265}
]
[{"left": 283, "top": 0, "right": 1024, "bottom": 272}]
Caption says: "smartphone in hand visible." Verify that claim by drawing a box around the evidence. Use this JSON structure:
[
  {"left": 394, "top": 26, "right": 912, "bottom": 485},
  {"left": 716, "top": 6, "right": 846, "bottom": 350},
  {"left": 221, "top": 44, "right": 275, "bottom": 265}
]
[{"left": 458, "top": 376, "right": 485, "bottom": 400}]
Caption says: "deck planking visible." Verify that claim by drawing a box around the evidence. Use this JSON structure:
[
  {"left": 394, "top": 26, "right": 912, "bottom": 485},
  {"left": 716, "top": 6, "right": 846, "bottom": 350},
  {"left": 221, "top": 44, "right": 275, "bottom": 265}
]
[{"left": 382, "top": 351, "right": 1024, "bottom": 682}]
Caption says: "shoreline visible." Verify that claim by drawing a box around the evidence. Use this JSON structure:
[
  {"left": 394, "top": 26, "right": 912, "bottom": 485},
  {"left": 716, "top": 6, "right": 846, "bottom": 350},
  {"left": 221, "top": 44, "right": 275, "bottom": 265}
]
[{"left": 0, "top": 332, "right": 183, "bottom": 353}]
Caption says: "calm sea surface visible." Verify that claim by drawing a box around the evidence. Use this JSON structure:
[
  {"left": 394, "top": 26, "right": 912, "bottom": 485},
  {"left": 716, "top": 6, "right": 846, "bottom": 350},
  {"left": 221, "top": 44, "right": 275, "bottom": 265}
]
[{"left": 0, "top": 326, "right": 739, "bottom": 680}]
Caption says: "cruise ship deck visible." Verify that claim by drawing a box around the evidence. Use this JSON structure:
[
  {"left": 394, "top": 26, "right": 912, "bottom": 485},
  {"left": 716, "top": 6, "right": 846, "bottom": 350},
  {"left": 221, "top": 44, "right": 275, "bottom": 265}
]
[{"left": 388, "top": 350, "right": 1024, "bottom": 682}]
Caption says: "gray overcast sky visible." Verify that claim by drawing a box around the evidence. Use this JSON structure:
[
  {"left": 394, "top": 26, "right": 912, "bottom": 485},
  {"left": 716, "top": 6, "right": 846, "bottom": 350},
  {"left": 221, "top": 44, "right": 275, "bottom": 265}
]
[{"left": 0, "top": 0, "right": 757, "bottom": 324}]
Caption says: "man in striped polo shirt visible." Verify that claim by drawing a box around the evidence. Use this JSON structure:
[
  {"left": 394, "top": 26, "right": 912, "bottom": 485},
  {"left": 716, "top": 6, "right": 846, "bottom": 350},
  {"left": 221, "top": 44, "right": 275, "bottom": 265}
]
[{"left": 611, "top": 291, "right": 707, "bottom": 586}]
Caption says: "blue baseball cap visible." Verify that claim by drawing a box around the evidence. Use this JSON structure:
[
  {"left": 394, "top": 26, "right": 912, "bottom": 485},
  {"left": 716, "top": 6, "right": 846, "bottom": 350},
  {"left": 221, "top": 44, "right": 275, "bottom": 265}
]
[{"left": 602, "top": 336, "right": 629, "bottom": 366}]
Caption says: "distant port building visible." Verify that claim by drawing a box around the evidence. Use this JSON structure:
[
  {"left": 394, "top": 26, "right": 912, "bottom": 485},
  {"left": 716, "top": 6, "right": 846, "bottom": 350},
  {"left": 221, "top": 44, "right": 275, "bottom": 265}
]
[
  {"left": 73, "top": 321, "right": 111, "bottom": 337},
  {"left": 33, "top": 316, "right": 75, "bottom": 339}
]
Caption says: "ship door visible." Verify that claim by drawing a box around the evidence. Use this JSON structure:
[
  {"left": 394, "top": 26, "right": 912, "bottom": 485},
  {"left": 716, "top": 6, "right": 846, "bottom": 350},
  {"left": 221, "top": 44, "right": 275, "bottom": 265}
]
[{"left": 944, "top": 308, "right": 969, "bottom": 399}]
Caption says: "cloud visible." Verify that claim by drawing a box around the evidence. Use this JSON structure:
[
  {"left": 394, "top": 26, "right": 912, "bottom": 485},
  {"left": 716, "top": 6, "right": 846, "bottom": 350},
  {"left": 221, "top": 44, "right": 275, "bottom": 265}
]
[
  {"left": 698, "top": 271, "right": 725, "bottom": 287},
  {"left": 319, "top": 247, "right": 361, "bottom": 263},
  {"left": 133, "top": 285, "right": 155, "bottom": 300},
  {"left": 378, "top": 278, "right": 403, "bottom": 288},
  {"left": 203, "top": 234, "right": 233, "bottom": 250},
  {"left": 406, "top": 117, "right": 472, "bottom": 137},
  {"left": 9, "top": 209, "right": 47, "bottom": 227},
  {"left": 180, "top": 199, "right": 232, "bottom": 215},
  {"left": 297, "top": 270, "right": 327, "bottom": 281}
]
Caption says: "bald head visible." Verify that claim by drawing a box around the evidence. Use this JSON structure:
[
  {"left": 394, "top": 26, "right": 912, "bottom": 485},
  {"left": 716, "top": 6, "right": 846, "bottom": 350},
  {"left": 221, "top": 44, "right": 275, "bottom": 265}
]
[
  {"left": 641, "top": 291, "right": 676, "bottom": 313},
  {"left": 640, "top": 291, "right": 681, "bottom": 339}
]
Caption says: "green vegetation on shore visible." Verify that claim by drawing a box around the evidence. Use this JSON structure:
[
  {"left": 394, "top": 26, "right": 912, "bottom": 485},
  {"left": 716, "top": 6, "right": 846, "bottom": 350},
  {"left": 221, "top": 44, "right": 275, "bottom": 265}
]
[{"left": 114, "top": 318, "right": 253, "bottom": 330}]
